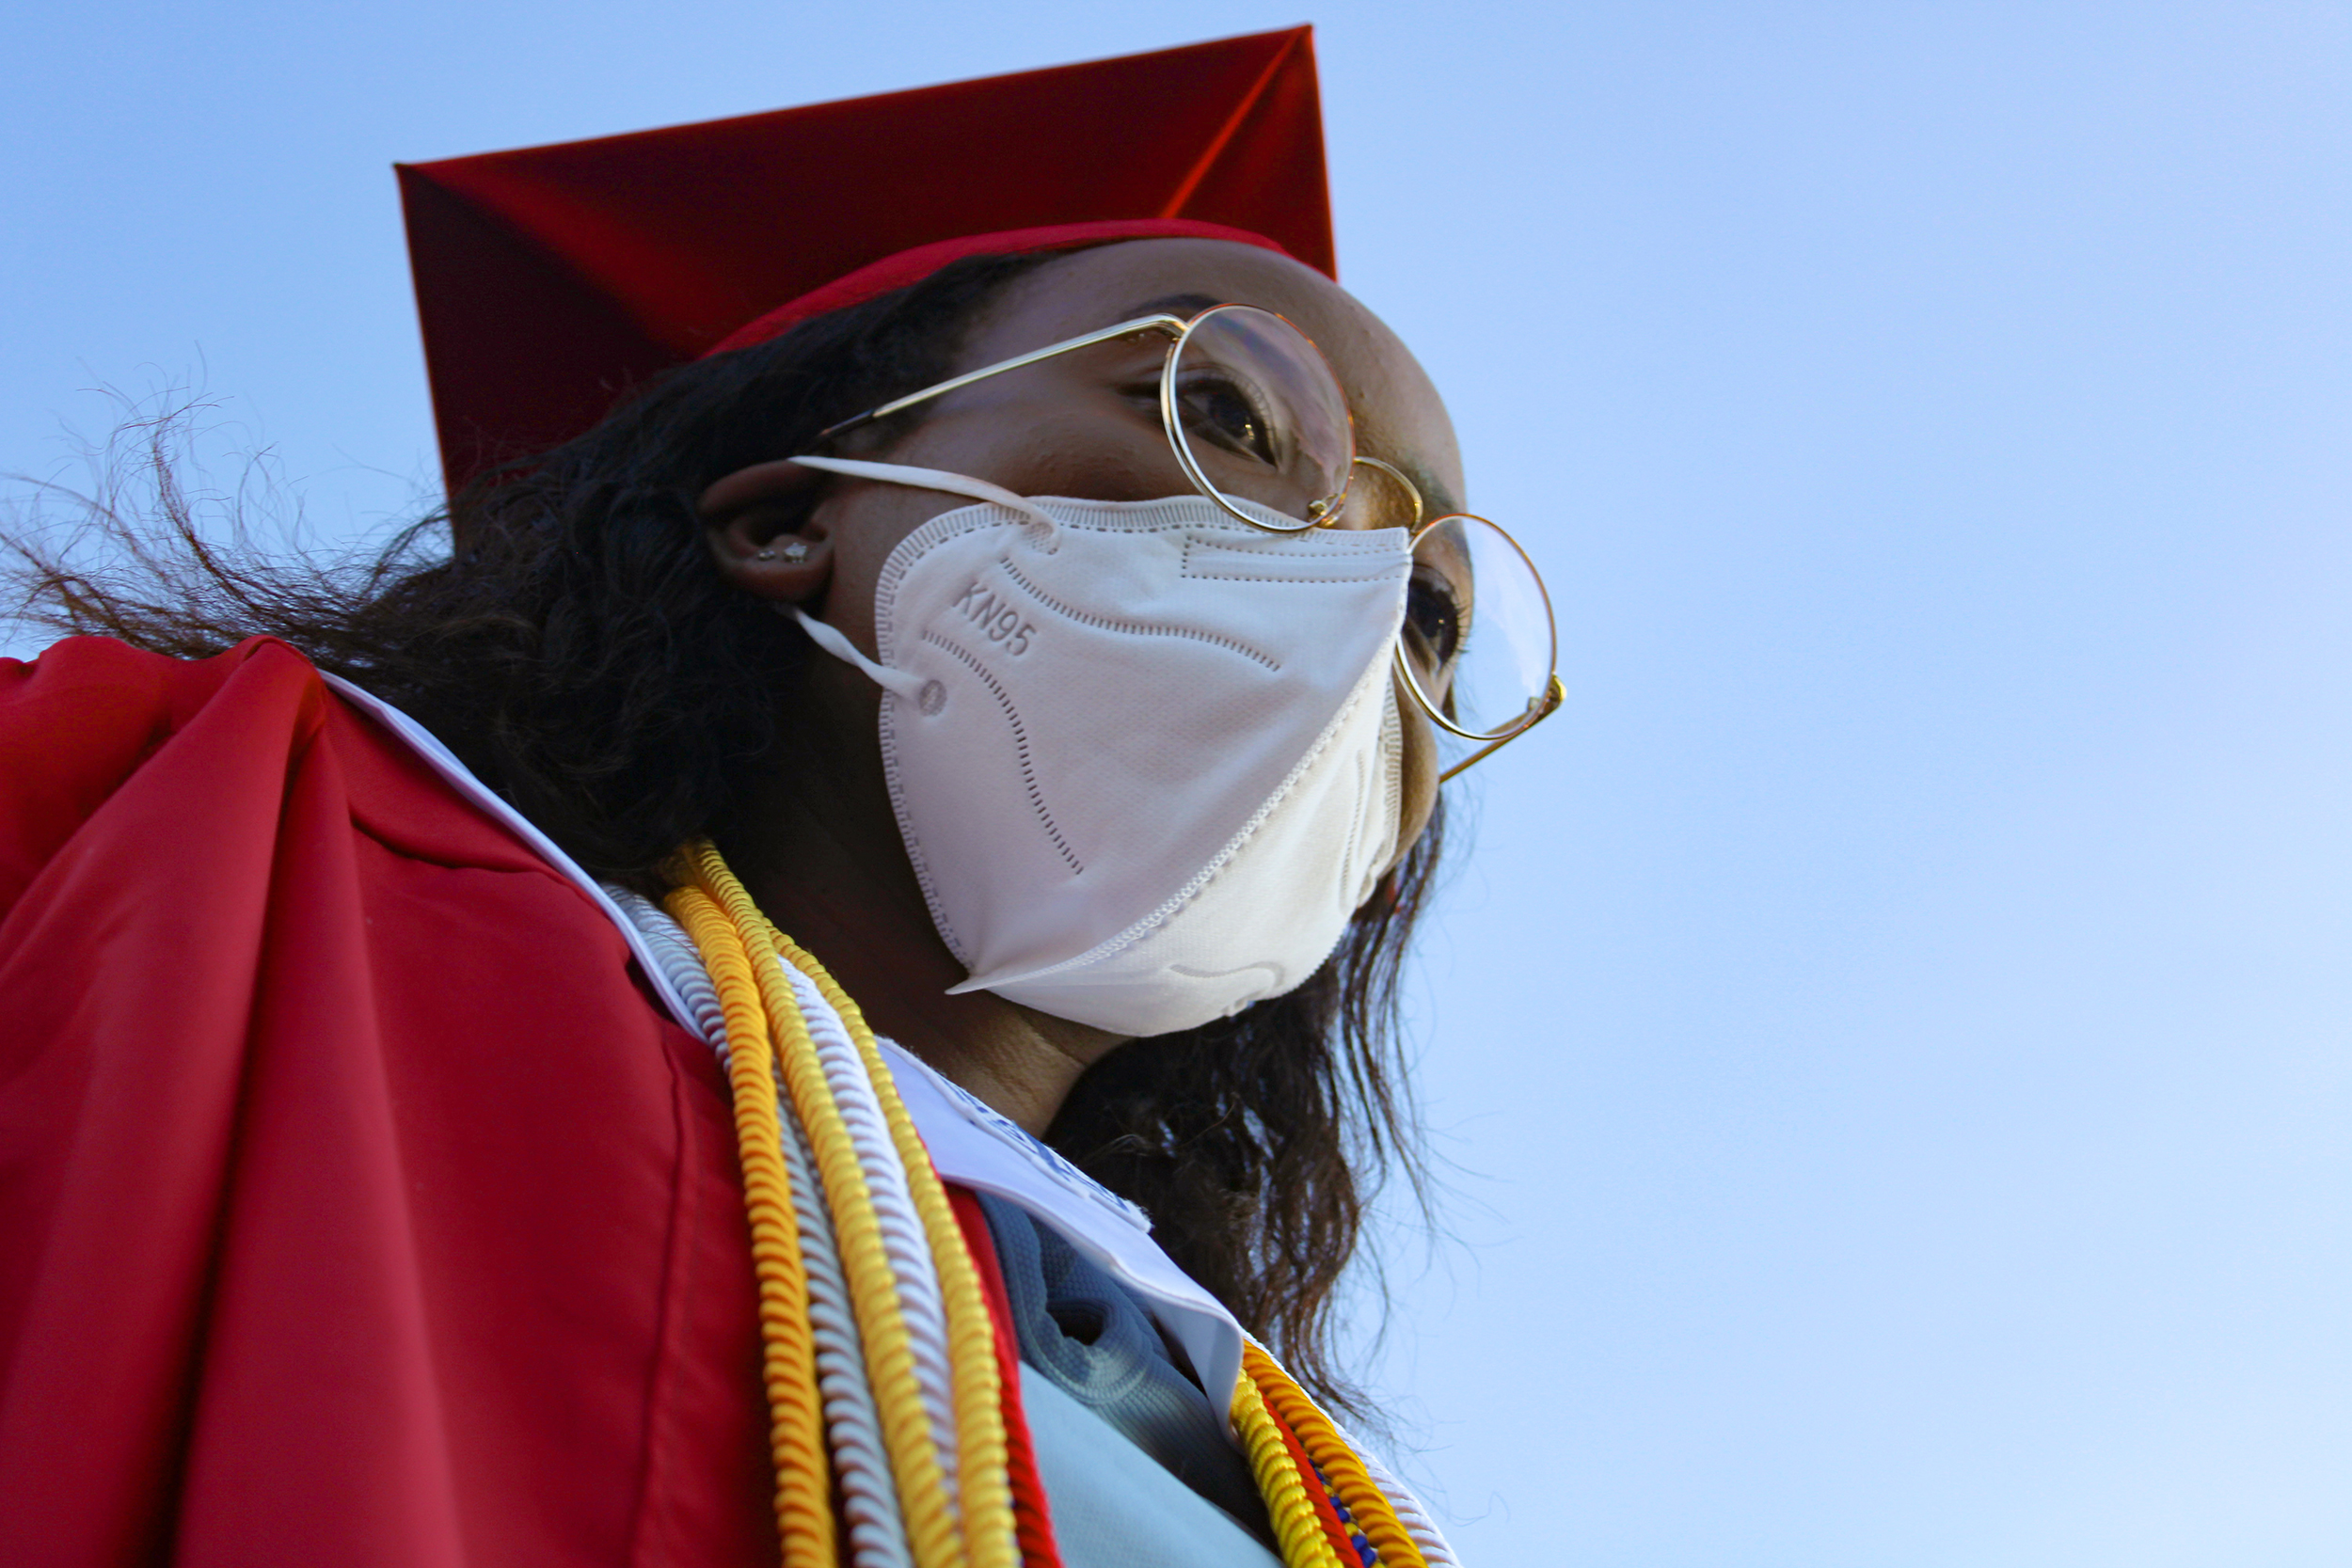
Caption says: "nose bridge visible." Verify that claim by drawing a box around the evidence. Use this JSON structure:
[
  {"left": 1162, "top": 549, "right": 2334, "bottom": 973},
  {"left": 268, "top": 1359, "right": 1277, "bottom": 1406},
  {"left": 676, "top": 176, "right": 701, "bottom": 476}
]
[{"left": 1337, "top": 455, "right": 1422, "bottom": 535}]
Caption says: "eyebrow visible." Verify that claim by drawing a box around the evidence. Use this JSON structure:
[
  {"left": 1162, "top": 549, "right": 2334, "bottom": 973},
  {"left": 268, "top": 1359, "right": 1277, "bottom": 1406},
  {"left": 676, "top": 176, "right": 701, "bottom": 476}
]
[
  {"left": 1411, "top": 465, "right": 1465, "bottom": 521},
  {"left": 1359, "top": 436, "right": 1464, "bottom": 521}
]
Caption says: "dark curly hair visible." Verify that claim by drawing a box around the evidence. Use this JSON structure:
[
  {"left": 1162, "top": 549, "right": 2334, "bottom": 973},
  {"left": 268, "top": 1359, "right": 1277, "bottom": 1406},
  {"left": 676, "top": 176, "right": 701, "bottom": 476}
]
[{"left": 3, "top": 249, "right": 1445, "bottom": 1414}]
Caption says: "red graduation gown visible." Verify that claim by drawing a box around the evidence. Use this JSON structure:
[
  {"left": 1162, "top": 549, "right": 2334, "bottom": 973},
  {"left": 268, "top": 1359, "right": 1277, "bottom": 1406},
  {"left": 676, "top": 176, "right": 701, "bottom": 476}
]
[{"left": 0, "top": 636, "right": 779, "bottom": 1566}]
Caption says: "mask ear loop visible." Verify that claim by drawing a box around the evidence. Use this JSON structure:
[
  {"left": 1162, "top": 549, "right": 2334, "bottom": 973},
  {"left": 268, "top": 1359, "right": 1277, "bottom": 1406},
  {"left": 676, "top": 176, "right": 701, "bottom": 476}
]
[
  {"left": 787, "top": 453, "right": 1060, "bottom": 546},
  {"left": 779, "top": 453, "right": 1059, "bottom": 700},
  {"left": 788, "top": 609, "right": 931, "bottom": 702}
]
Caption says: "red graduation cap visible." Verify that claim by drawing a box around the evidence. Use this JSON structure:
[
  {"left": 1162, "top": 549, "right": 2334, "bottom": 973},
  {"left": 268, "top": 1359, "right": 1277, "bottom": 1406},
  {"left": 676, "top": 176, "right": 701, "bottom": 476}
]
[{"left": 396, "top": 27, "right": 1333, "bottom": 495}]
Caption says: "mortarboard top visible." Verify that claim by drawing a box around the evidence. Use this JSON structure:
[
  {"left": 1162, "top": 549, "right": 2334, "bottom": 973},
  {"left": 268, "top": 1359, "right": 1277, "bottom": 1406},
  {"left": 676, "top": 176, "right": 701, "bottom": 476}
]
[{"left": 397, "top": 27, "right": 1332, "bottom": 495}]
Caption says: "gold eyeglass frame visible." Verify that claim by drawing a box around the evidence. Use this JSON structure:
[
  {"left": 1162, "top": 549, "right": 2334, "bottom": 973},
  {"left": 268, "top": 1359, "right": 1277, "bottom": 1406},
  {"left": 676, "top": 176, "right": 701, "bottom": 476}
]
[
  {"left": 1353, "top": 457, "right": 1564, "bottom": 780},
  {"left": 820, "top": 302, "right": 1346, "bottom": 531},
  {"left": 819, "top": 306, "right": 1564, "bottom": 781}
]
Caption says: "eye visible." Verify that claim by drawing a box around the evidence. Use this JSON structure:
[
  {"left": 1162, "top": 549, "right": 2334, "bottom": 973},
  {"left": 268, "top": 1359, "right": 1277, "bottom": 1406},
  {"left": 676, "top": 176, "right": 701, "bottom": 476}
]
[
  {"left": 1403, "top": 565, "right": 1467, "bottom": 680},
  {"left": 1173, "top": 369, "right": 1280, "bottom": 467}
]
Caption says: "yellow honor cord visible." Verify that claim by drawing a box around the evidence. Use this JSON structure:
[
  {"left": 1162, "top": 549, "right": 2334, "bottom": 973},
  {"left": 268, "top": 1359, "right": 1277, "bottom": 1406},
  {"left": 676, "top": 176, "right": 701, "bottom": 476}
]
[
  {"left": 663, "top": 883, "right": 834, "bottom": 1568},
  {"left": 1231, "top": 1369, "right": 1351, "bottom": 1568},
  {"left": 773, "top": 930, "right": 1019, "bottom": 1568},
  {"left": 674, "top": 842, "right": 1022, "bottom": 1568},
  {"left": 1245, "top": 1345, "right": 1431, "bottom": 1568},
  {"left": 667, "top": 839, "right": 1430, "bottom": 1568},
  {"left": 677, "top": 844, "right": 965, "bottom": 1568}
]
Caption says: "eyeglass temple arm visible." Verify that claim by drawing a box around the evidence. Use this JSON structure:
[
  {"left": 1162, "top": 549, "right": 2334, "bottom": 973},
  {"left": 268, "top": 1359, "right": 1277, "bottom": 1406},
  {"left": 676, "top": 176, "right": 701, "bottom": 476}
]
[
  {"left": 1433, "top": 673, "right": 1567, "bottom": 784},
  {"left": 817, "top": 314, "right": 1192, "bottom": 442}
]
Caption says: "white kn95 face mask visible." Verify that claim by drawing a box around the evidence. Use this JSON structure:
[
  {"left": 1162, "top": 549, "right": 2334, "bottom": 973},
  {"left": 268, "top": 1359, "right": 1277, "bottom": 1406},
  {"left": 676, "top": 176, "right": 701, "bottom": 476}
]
[{"left": 785, "top": 454, "right": 1411, "bottom": 1037}]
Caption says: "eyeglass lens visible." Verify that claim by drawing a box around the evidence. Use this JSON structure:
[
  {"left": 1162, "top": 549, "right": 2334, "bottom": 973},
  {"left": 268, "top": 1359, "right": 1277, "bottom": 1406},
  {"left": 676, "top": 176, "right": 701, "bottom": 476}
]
[
  {"left": 1403, "top": 515, "right": 1557, "bottom": 746},
  {"left": 1164, "top": 306, "right": 1354, "bottom": 533},
  {"left": 1162, "top": 307, "right": 1556, "bottom": 756}
]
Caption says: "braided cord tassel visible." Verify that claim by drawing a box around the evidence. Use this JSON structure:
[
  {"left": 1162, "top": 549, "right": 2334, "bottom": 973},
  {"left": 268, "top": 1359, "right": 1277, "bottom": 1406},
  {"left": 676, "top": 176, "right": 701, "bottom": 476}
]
[
  {"left": 681, "top": 845, "right": 967, "bottom": 1568},
  {"left": 662, "top": 883, "right": 835, "bottom": 1568},
  {"left": 1246, "top": 1345, "right": 1429, "bottom": 1568},
  {"left": 774, "top": 931, "right": 1020, "bottom": 1568}
]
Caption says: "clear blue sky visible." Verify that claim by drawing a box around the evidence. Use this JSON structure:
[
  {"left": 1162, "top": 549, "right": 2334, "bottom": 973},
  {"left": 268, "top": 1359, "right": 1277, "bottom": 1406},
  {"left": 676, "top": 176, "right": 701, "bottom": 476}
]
[{"left": 8, "top": 4, "right": 2350, "bottom": 1564}]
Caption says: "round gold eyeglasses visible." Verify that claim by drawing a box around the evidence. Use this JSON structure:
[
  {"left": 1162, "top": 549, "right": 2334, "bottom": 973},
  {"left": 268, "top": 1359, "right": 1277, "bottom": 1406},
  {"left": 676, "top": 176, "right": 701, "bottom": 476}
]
[{"left": 821, "top": 303, "right": 1563, "bottom": 780}]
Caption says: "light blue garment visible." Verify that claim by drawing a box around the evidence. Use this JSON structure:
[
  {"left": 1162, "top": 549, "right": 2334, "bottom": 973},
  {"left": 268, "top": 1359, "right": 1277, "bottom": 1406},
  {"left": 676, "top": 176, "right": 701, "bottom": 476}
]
[
  {"left": 976, "top": 1191, "right": 1276, "bottom": 1546},
  {"left": 1020, "top": 1370, "right": 1285, "bottom": 1568}
]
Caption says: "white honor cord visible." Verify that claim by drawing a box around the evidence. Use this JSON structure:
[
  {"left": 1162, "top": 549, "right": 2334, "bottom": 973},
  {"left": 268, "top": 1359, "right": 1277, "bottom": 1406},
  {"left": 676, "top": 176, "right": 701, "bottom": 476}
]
[
  {"left": 782, "top": 1105, "right": 916, "bottom": 1568},
  {"left": 776, "top": 958, "right": 964, "bottom": 1500},
  {"left": 605, "top": 889, "right": 917, "bottom": 1568},
  {"left": 1318, "top": 1403, "right": 1459, "bottom": 1568},
  {"left": 616, "top": 888, "right": 1463, "bottom": 1566},
  {"left": 1354, "top": 1449, "right": 1459, "bottom": 1568}
]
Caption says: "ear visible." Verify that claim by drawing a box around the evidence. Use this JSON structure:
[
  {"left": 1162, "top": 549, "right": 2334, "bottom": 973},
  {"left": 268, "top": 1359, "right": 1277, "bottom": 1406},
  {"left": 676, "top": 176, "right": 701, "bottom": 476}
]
[{"left": 700, "top": 458, "right": 834, "bottom": 604}]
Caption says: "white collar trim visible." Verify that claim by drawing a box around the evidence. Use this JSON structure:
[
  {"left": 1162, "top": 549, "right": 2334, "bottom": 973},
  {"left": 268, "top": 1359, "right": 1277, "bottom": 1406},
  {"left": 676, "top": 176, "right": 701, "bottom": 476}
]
[
  {"left": 319, "top": 672, "right": 703, "bottom": 1030},
  {"left": 323, "top": 671, "right": 1246, "bottom": 1407},
  {"left": 879, "top": 1042, "right": 1243, "bottom": 1402}
]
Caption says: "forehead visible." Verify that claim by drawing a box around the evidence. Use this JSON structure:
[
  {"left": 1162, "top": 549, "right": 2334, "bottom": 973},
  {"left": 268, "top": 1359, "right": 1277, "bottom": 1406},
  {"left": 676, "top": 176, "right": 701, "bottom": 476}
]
[{"left": 961, "top": 238, "right": 1466, "bottom": 509}]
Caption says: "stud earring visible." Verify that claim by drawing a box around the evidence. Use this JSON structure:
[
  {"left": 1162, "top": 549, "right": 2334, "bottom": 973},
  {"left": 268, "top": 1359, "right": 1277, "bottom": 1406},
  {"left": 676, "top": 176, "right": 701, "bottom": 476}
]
[{"left": 756, "top": 541, "right": 812, "bottom": 563}]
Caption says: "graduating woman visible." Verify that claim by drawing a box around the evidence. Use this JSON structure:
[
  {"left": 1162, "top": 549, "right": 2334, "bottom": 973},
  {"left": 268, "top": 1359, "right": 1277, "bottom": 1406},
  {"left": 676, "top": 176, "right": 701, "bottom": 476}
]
[{"left": 0, "top": 29, "right": 1557, "bottom": 1568}]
